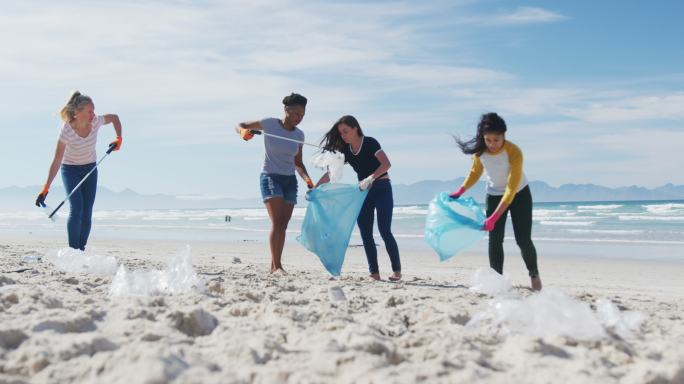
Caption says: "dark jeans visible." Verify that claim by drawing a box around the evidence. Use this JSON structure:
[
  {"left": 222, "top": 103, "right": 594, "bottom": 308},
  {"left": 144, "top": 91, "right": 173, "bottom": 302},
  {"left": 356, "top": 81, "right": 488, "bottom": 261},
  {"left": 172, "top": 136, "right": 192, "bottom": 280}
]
[
  {"left": 486, "top": 185, "right": 539, "bottom": 277},
  {"left": 357, "top": 179, "right": 401, "bottom": 274},
  {"left": 61, "top": 163, "right": 98, "bottom": 250}
]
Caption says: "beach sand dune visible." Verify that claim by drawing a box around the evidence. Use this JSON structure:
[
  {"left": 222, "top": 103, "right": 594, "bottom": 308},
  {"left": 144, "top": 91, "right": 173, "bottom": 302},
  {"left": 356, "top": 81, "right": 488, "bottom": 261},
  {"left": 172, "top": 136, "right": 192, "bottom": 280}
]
[{"left": 1, "top": 236, "right": 683, "bottom": 383}]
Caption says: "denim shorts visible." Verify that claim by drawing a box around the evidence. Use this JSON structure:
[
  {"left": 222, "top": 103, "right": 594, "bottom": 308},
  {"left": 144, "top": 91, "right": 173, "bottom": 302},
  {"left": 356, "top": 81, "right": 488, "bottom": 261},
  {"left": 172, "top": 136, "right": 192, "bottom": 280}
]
[{"left": 260, "top": 173, "right": 298, "bottom": 204}]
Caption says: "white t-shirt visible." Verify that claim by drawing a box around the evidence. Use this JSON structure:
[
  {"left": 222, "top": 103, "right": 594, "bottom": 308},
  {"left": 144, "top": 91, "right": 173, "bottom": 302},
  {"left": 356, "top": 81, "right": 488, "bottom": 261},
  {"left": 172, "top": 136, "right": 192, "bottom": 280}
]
[{"left": 58, "top": 115, "right": 105, "bottom": 165}]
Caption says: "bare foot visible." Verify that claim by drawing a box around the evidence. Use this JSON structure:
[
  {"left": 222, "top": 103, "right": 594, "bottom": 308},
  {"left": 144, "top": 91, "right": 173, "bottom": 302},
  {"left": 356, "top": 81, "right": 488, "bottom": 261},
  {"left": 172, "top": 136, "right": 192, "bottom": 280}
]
[
  {"left": 531, "top": 276, "right": 542, "bottom": 291},
  {"left": 369, "top": 273, "right": 380, "bottom": 281},
  {"left": 388, "top": 272, "right": 402, "bottom": 281},
  {"left": 271, "top": 268, "right": 288, "bottom": 276}
]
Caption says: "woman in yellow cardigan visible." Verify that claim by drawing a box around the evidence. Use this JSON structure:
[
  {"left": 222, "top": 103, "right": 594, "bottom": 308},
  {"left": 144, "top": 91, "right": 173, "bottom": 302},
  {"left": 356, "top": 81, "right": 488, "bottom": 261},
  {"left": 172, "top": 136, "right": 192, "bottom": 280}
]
[{"left": 451, "top": 112, "right": 542, "bottom": 290}]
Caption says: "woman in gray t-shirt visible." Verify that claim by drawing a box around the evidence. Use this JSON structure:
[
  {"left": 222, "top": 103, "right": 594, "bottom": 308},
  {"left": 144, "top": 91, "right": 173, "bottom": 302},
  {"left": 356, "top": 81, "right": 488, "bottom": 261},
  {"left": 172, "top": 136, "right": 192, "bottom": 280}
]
[{"left": 235, "top": 93, "right": 314, "bottom": 274}]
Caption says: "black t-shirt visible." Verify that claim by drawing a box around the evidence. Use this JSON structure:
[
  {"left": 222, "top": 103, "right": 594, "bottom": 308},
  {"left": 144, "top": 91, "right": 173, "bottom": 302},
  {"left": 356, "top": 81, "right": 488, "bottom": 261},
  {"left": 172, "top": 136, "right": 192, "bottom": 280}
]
[{"left": 342, "top": 136, "right": 388, "bottom": 181}]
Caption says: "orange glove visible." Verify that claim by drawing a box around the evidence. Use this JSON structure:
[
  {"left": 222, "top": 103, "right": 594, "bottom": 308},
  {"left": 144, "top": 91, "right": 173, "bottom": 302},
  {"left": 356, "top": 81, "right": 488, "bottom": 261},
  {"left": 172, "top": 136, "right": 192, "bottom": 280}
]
[
  {"left": 110, "top": 136, "right": 122, "bottom": 151},
  {"left": 35, "top": 185, "right": 49, "bottom": 207},
  {"left": 304, "top": 176, "right": 314, "bottom": 189},
  {"left": 240, "top": 128, "right": 254, "bottom": 141}
]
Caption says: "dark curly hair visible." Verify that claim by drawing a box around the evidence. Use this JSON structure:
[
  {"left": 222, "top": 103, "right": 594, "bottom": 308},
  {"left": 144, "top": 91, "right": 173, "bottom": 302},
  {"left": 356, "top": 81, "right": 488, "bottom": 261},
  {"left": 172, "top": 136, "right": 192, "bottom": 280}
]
[{"left": 282, "top": 93, "right": 307, "bottom": 107}]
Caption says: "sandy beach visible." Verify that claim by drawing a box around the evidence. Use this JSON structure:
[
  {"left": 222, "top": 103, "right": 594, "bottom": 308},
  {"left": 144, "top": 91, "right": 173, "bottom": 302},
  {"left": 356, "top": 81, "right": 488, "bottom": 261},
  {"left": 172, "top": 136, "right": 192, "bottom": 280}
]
[{"left": 1, "top": 234, "right": 683, "bottom": 383}]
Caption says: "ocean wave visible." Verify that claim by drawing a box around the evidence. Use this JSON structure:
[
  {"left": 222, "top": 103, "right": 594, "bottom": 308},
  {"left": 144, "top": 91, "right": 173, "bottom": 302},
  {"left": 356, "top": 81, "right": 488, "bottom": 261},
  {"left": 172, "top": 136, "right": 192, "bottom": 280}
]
[
  {"left": 539, "top": 221, "right": 595, "bottom": 226},
  {"left": 567, "top": 229, "right": 645, "bottom": 235},
  {"left": 643, "top": 203, "right": 684, "bottom": 214},
  {"left": 577, "top": 204, "right": 623, "bottom": 210},
  {"left": 89, "top": 208, "right": 312, "bottom": 221},
  {"left": 95, "top": 223, "right": 231, "bottom": 231},
  {"left": 352, "top": 233, "right": 684, "bottom": 245},
  {"left": 141, "top": 216, "right": 182, "bottom": 221},
  {"left": 618, "top": 215, "right": 684, "bottom": 222},
  {"left": 531, "top": 237, "right": 684, "bottom": 245},
  {"left": 394, "top": 206, "right": 429, "bottom": 215},
  {"left": 534, "top": 216, "right": 598, "bottom": 221},
  {"left": 594, "top": 212, "right": 625, "bottom": 217},
  {"left": 392, "top": 234, "right": 425, "bottom": 238},
  {"left": 174, "top": 194, "right": 237, "bottom": 200},
  {"left": 0, "top": 211, "right": 56, "bottom": 221},
  {"left": 93, "top": 223, "right": 295, "bottom": 234},
  {"left": 94, "top": 210, "right": 188, "bottom": 221},
  {"left": 533, "top": 209, "right": 575, "bottom": 217}
]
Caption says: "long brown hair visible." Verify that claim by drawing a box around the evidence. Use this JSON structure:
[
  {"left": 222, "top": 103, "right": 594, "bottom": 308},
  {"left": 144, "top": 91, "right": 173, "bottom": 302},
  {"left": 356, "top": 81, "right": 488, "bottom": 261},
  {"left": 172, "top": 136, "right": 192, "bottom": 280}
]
[{"left": 319, "top": 115, "right": 365, "bottom": 152}]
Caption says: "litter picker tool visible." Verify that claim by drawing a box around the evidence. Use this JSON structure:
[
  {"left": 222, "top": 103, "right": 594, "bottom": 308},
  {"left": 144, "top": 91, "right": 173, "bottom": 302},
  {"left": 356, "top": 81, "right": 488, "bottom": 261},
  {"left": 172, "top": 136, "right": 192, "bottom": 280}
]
[
  {"left": 249, "top": 129, "right": 348, "bottom": 182},
  {"left": 47, "top": 142, "right": 117, "bottom": 220},
  {"left": 249, "top": 129, "right": 322, "bottom": 149}
]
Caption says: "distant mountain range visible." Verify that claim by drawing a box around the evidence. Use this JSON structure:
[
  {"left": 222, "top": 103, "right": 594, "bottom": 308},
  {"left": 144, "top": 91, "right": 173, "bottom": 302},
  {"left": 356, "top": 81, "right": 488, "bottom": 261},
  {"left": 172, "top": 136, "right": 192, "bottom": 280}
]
[
  {"left": 0, "top": 186, "right": 260, "bottom": 211},
  {"left": 2, "top": 180, "right": 683, "bottom": 211},
  {"left": 392, "top": 179, "right": 684, "bottom": 205}
]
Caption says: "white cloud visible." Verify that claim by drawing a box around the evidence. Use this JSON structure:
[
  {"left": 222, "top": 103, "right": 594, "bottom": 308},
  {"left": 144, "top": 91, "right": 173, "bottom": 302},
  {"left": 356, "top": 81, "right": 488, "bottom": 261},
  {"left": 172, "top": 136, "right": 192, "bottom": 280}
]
[
  {"left": 363, "top": 63, "right": 511, "bottom": 87},
  {"left": 448, "top": 87, "right": 585, "bottom": 116},
  {"left": 494, "top": 6, "right": 567, "bottom": 25},
  {"left": 447, "top": 86, "right": 684, "bottom": 127},
  {"left": 453, "top": 6, "right": 567, "bottom": 26},
  {"left": 566, "top": 93, "right": 684, "bottom": 123}
]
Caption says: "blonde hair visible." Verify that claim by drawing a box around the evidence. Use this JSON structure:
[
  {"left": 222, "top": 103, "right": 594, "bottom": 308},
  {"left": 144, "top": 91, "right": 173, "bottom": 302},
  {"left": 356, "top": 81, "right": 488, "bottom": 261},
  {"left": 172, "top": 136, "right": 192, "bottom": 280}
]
[{"left": 59, "top": 91, "right": 93, "bottom": 122}]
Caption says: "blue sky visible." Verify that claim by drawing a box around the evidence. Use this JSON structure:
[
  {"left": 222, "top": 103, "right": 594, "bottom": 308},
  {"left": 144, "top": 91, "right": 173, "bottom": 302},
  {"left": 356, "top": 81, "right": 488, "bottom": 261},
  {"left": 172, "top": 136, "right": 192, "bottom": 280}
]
[{"left": 2, "top": 0, "right": 683, "bottom": 198}]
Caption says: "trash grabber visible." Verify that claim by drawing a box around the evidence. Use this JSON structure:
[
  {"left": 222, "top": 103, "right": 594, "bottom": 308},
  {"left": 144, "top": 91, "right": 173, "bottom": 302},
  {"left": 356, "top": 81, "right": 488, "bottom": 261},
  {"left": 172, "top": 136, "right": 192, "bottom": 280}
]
[
  {"left": 249, "top": 129, "right": 322, "bottom": 149},
  {"left": 47, "top": 142, "right": 117, "bottom": 220}
]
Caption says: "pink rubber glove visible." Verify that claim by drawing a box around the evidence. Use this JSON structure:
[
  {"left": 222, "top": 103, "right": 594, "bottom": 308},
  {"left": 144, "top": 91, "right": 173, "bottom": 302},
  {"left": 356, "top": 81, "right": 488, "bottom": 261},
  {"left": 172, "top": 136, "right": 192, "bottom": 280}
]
[
  {"left": 449, "top": 186, "right": 466, "bottom": 199},
  {"left": 483, "top": 211, "right": 502, "bottom": 231}
]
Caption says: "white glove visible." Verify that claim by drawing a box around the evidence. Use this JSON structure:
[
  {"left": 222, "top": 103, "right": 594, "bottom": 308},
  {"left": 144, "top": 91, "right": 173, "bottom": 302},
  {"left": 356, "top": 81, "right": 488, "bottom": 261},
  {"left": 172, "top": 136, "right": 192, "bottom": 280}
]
[{"left": 358, "top": 175, "right": 375, "bottom": 191}]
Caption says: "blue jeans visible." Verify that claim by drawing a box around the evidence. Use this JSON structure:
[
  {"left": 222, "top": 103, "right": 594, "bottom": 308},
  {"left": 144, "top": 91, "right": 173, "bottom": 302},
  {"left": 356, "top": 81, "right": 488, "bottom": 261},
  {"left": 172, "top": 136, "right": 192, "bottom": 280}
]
[
  {"left": 61, "top": 163, "right": 98, "bottom": 250},
  {"left": 260, "top": 173, "right": 298, "bottom": 204},
  {"left": 357, "top": 179, "right": 401, "bottom": 274}
]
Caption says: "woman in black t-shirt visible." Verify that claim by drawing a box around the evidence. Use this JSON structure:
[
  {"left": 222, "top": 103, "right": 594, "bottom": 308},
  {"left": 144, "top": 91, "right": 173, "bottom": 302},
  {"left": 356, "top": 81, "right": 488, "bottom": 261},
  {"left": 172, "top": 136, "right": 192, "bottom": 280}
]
[{"left": 316, "top": 115, "right": 401, "bottom": 281}]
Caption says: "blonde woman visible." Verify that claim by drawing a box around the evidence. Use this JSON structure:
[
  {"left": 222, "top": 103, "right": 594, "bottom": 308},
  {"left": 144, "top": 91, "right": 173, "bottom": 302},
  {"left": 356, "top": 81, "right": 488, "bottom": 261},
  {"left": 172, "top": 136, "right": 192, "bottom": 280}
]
[{"left": 35, "top": 91, "right": 122, "bottom": 250}]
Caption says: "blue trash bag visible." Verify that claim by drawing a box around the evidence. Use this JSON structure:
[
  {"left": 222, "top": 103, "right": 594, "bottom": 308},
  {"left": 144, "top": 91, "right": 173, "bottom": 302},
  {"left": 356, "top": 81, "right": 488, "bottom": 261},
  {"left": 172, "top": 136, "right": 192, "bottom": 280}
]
[
  {"left": 297, "top": 183, "right": 369, "bottom": 276},
  {"left": 424, "top": 192, "right": 486, "bottom": 261}
]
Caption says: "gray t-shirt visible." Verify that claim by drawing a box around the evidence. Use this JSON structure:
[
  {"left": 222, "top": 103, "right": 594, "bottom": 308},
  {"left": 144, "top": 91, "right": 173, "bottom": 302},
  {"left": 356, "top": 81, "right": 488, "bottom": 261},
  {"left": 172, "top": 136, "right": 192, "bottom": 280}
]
[{"left": 260, "top": 117, "right": 305, "bottom": 175}]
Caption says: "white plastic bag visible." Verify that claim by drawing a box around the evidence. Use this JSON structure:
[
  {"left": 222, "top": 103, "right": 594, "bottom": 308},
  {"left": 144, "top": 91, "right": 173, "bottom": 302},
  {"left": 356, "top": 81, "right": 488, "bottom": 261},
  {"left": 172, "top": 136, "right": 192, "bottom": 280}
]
[
  {"left": 109, "top": 245, "right": 204, "bottom": 296},
  {"left": 311, "top": 151, "right": 345, "bottom": 182}
]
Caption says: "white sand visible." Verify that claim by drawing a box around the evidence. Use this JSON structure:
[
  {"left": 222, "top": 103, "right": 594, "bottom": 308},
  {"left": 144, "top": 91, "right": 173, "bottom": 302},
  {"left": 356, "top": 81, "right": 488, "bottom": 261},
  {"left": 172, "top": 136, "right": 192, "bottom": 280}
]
[{"left": 1, "top": 234, "right": 683, "bottom": 383}]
